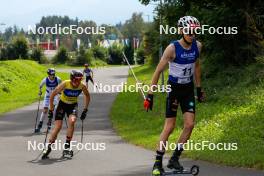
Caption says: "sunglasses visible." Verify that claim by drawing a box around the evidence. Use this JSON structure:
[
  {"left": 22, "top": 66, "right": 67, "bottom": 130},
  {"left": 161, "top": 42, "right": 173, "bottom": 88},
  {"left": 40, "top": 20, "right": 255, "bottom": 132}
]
[{"left": 73, "top": 77, "right": 83, "bottom": 82}]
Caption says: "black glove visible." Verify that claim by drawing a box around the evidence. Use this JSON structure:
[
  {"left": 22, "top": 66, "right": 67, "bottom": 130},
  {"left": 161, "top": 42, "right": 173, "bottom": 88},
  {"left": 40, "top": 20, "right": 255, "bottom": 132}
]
[
  {"left": 197, "top": 87, "right": 205, "bottom": 103},
  {"left": 80, "top": 109, "right": 88, "bottom": 120},
  {"left": 38, "top": 90, "right": 42, "bottom": 96},
  {"left": 47, "top": 110, "right": 53, "bottom": 126},
  {"left": 144, "top": 94, "right": 153, "bottom": 111}
]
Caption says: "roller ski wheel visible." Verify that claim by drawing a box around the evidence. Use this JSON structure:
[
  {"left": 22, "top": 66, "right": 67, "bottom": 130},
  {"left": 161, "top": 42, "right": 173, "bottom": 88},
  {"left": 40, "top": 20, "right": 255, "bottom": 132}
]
[
  {"left": 163, "top": 165, "right": 200, "bottom": 176},
  {"left": 62, "top": 149, "right": 73, "bottom": 158},
  {"left": 190, "top": 165, "right": 199, "bottom": 176}
]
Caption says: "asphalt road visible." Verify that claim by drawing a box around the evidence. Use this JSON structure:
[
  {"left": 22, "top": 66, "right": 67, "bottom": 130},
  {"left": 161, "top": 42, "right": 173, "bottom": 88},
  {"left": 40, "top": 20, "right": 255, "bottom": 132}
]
[{"left": 0, "top": 66, "right": 263, "bottom": 176}]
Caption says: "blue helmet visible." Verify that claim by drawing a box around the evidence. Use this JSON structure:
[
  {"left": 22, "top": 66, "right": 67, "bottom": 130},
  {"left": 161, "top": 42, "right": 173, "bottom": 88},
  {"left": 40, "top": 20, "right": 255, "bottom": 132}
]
[{"left": 47, "top": 68, "right": 55, "bottom": 75}]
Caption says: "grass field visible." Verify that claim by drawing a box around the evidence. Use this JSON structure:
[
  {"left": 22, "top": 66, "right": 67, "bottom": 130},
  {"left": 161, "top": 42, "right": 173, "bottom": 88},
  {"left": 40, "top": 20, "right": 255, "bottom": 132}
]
[
  {"left": 111, "top": 63, "right": 264, "bottom": 169},
  {"left": 0, "top": 60, "right": 68, "bottom": 114}
]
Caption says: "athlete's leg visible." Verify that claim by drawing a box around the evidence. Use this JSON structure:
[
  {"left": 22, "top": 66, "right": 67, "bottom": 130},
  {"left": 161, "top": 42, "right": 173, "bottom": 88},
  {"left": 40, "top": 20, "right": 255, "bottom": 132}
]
[
  {"left": 158, "top": 118, "right": 176, "bottom": 151},
  {"left": 66, "top": 114, "right": 77, "bottom": 140},
  {"left": 85, "top": 76, "right": 89, "bottom": 88},
  {"left": 152, "top": 91, "right": 178, "bottom": 175},
  {"left": 178, "top": 112, "right": 195, "bottom": 144},
  {"left": 36, "top": 96, "right": 49, "bottom": 132},
  {"left": 42, "top": 120, "right": 63, "bottom": 159},
  {"left": 89, "top": 76, "right": 94, "bottom": 85},
  {"left": 168, "top": 88, "right": 195, "bottom": 170},
  {"left": 42, "top": 101, "right": 64, "bottom": 159},
  {"left": 49, "top": 120, "right": 63, "bottom": 142}
]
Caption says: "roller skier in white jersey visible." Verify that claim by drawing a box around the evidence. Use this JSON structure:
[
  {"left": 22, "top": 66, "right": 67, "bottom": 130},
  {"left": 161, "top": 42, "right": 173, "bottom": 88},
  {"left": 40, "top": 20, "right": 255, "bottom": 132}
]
[
  {"left": 144, "top": 16, "right": 205, "bottom": 176},
  {"left": 35, "top": 68, "right": 61, "bottom": 133}
]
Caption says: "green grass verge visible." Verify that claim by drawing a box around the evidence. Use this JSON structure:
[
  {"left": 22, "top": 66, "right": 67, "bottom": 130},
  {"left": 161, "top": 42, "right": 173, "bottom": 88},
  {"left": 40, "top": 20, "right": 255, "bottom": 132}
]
[
  {"left": 0, "top": 60, "right": 68, "bottom": 114},
  {"left": 111, "top": 63, "right": 264, "bottom": 169}
]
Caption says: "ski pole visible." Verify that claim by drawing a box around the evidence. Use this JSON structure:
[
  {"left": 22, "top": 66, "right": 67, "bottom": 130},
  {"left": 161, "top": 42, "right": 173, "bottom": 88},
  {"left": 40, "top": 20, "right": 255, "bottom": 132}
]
[
  {"left": 122, "top": 52, "right": 146, "bottom": 99},
  {"left": 81, "top": 120, "right": 84, "bottom": 143},
  {"left": 43, "top": 118, "right": 51, "bottom": 145},
  {"left": 64, "top": 116, "right": 68, "bottom": 128},
  {"left": 34, "top": 95, "right": 41, "bottom": 132}
]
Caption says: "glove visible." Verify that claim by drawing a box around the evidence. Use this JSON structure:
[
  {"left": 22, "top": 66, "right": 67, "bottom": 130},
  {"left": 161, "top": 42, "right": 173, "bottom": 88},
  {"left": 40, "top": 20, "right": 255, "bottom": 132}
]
[
  {"left": 197, "top": 87, "right": 205, "bottom": 103},
  {"left": 80, "top": 109, "right": 88, "bottom": 120},
  {"left": 47, "top": 110, "right": 53, "bottom": 126},
  {"left": 144, "top": 94, "right": 153, "bottom": 111},
  {"left": 38, "top": 91, "right": 42, "bottom": 96}
]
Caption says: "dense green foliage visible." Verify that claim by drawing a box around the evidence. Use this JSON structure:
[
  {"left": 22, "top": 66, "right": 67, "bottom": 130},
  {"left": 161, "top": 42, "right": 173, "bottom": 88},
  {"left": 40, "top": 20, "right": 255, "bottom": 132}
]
[
  {"left": 0, "top": 35, "right": 29, "bottom": 60},
  {"left": 140, "top": 0, "right": 264, "bottom": 65},
  {"left": 108, "top": 44, "right": 123, "bottom": 64},
  {"left": 52, "top": 46, "right": 69, "bottom": 64}
]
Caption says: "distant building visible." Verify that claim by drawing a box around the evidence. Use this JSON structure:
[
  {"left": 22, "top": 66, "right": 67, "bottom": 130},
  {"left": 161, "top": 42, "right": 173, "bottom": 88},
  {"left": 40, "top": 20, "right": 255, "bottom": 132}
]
[
  {"left": 29, "top": 39, "right": 59, "bottom": 59},
  {"left": 29, "top": 41, "right": 56, "bottom": 50}
]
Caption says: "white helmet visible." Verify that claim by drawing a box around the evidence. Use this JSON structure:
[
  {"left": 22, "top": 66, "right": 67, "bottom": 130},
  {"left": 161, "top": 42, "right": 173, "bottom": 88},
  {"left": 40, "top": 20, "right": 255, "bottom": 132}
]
[{"left": 177, "top": 16, "right": 200, "bottom": 29}]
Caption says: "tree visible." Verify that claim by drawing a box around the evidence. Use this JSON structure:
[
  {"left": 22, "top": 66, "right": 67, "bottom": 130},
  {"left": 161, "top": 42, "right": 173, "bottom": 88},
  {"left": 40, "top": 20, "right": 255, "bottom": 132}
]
[
  {"left": 53, "top": 46, "right": 69, "bottom": 64},
  {"left": 139, "top": 0, "right": 264, "bottom": 65},
  {"left": 108, "top": 44, "right": 123, "bottom": 64},
  {"left": 12, "top": 35, "right": 29, "bottom": 59},
  {"left": 121, "top": 12, "right": 145, "bottom": 39},
  {"left": 75, "top": 45, "right": 92, "bottom": 65},
  {"left": 31, "top": 47, "right": 43, "bottom": 63},
  {"left": 121, "top": 13, "right": 147, "bottom": 64},
  {"left": 92, "top": 45, "right": 108, "bottom": 61}
]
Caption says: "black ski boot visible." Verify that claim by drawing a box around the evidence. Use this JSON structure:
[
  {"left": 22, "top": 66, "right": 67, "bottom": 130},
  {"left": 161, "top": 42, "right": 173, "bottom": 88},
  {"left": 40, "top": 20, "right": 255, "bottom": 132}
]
[
  {"left": 62, "top": 143, "right": 73, "bottom": 157},
  {"left": 41, "top": 144, "right": 52, "bottom": 159},
  {"left": 34, "top": 121, "right": 43, "bottom": 133},
  {"left": 152, "top": 159, "right": 164, "bottom": 176},
  {"left": 167, "top": 156, "right": 183, "bottom": 171}
]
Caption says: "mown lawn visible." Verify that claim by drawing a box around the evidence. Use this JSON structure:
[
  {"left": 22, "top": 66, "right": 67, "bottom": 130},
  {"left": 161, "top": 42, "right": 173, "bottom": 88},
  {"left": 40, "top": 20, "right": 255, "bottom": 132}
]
[
  {"left": 0, "top": 60, "right": 68, "bottom": 114},
  {"left": 111, "top": 63, "right": 264, "bottom": 169}
]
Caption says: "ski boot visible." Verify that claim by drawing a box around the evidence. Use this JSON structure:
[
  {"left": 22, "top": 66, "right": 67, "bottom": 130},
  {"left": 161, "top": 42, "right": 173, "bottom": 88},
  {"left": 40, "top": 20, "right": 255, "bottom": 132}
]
[
  {"left": 34, "top": 121, "right": 43, "bottom": 133},
  {"left": 34, "top": 128, "right": 40, "bottom": 133},
  {"left": 41, "top": 145, "right": 51, "bottom": 160},
  {"left": 62, "top": 144, "right": 73, "bottom": 158},
  {"left": 167, "top": 156, "right": 184, "bottom": 171},
  {"left": 152, "top": 160, "right": 164, "bottom": 176}
]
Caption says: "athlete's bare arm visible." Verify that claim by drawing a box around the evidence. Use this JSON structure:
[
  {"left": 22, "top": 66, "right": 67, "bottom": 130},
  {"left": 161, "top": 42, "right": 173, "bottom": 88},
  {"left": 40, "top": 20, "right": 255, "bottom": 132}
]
[
  {"left": 81, "top": 84, "right": 90, "bottom": 110},
  {"left": 49, "top": 81, "right": 66, "bottom": 111},
  {"left": 149, "top": 44, "right": 175, "bottom": 94},
  {"left": 195, "top": 41, "right": 202, "bottom": 87}
]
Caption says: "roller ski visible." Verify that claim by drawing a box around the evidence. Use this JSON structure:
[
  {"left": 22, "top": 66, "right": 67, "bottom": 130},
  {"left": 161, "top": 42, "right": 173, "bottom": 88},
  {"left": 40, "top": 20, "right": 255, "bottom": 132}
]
[
  {"left": 163, "top": 165, "right": 199, "bottom": 176},
  {"left": 62, "top": 143, "right": 73, "bottom": 158},
  {"left": 62, "top": 149, "right": 73, "bottom": 158},
  {"left": 163, "top": 156, "right": 199, "bottom": 175}
]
